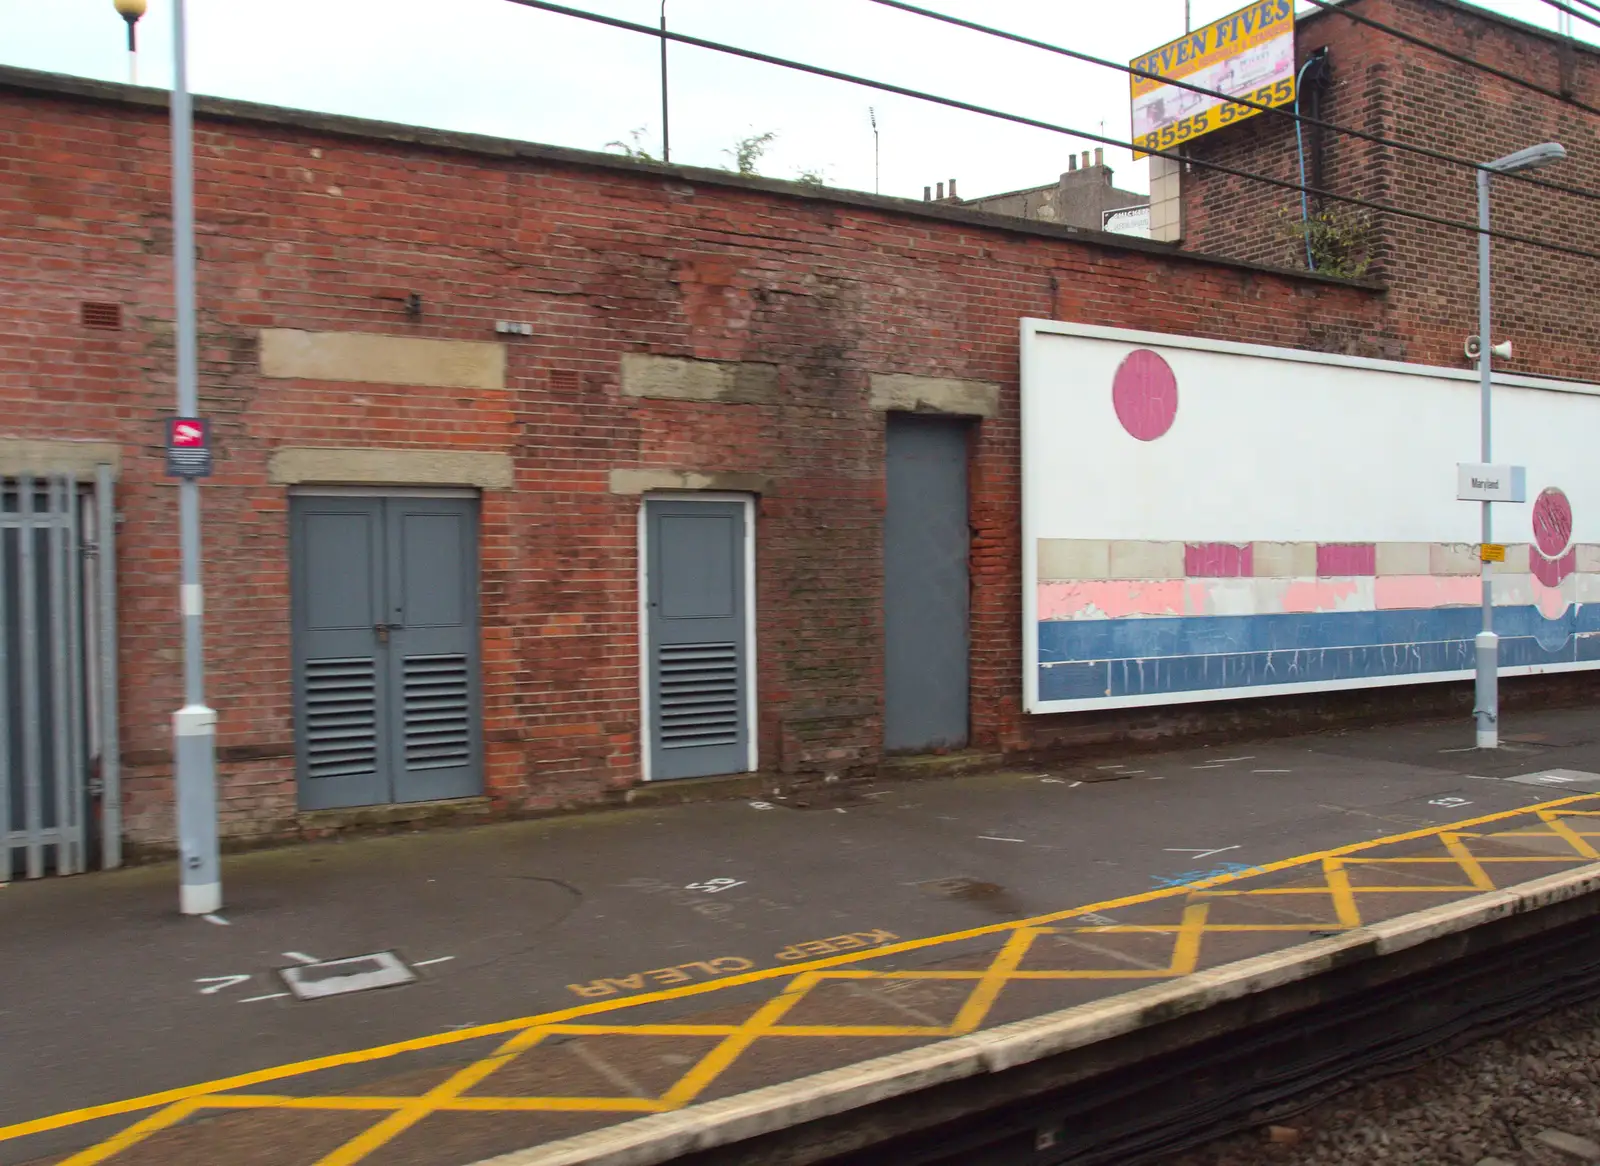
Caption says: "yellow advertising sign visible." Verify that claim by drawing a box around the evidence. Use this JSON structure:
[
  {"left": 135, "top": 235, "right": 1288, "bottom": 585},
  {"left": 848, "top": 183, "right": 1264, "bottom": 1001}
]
[
  {"left": 1480, "top": 543, "right": 1507, "bottom": 563},
  {"left": 1130, "top": 0, "right": 1296, "bottom": 159}
]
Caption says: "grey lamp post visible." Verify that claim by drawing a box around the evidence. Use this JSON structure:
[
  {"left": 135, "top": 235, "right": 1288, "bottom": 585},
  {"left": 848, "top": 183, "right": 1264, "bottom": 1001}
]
[
  {"left": 1473, "top": 141, "right": 1567, "bottom": 750},
  {"left": 660, "top": 0, "right": 670, "bottom": 162},
  {"left": 166, "top": 0, "right": 221, "bottom": 913}
]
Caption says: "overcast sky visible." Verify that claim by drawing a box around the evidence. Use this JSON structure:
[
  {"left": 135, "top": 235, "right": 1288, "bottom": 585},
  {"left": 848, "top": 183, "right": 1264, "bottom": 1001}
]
[{"left": 3, "top": 0, "right": 1595, "bottom": 199}]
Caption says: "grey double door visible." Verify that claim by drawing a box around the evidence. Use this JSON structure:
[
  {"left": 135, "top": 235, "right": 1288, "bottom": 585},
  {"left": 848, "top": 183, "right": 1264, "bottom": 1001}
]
[
  {"left": 291, "top": 495, "right": 481, "bottom": 810},
  {"left": 646, "top": 498, "right": 750, "bottom": 781}
]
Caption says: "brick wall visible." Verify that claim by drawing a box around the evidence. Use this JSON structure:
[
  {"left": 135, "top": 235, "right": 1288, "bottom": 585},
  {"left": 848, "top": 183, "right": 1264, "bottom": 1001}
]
[
  {"left": 2, "top": 69, "right": 1392, "bottom": 848},
  {"left": 1183, "top": 0, "right": 1600, "bottom": 378}
]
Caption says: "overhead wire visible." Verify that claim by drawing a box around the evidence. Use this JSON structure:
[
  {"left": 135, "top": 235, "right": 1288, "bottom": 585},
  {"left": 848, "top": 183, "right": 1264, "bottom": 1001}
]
[
  {"left": 1537, "top": 0, "right": 1600, "bottom": 31},
  {"left": 503, "top": 0, "right": 1600, "bottom": 263},
  {"left": 1298, "top": 0, "right": 1600, "bottom": 119},
  {"left": 864, "top": 0, "right": 1600, "bottom": 204}
]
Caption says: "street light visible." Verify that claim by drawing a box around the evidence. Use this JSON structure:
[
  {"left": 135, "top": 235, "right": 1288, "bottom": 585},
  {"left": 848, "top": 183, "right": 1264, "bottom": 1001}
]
[
  {"left": 1472, "top": 140, "right": 1567, "bottom": 750},
  {"left": 151, "top": 0, "right": 222, "bottom": 914},
  {"left": 112, "top": 0, "right": 146, "bottom": 84}
]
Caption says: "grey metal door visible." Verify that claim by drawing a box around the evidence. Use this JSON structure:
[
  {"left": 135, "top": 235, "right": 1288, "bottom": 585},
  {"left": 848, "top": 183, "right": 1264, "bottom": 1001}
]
[
  {"left": 647, "top": 499, "right": 749, "bottom": 780},
  {"left": 385, "top": 498, "right": 480, "bottom": 803},
  {"left": 292, "top": 495, "right": 479, "bottom": 810},
  {"left": 884, "top": 415, "right": 970, "bottom": 751}
]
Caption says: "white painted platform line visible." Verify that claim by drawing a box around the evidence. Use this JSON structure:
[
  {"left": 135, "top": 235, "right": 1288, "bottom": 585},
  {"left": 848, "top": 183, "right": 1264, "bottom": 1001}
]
[{"left": 194, "top": 975, "right": 251, "bottom": 996}]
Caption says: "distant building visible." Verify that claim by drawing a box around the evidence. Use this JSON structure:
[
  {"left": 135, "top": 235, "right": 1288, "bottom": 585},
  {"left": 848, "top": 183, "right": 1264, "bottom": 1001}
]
[
  {"left": 1178, "top": 0, "right": 1598, "bottom": 375},
  {"left": 953, "top": 148, "right": 1148, "bottom": 233}
]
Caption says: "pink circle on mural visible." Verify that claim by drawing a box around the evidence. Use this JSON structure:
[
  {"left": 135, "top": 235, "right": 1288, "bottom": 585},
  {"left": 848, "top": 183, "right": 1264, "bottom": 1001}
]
[
  {"left": 1112, "top": 349, "right": 1178, "bottom": 441},
  {"left": 1533, "top": 488, "right": 1574, "bottom": 558}
]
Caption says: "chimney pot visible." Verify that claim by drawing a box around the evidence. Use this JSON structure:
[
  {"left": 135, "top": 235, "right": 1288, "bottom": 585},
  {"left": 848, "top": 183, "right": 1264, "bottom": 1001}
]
[
  {"left": 1069, "top": 155, "right": 1078, "bottom": 172},
  {"left": 1082, "top": 150, "right": 1090, "bottom": 169},
  {"left": 924, "top": 185, "right": 931, "bottom": 201},
  {"left": 948, "top": 178, "right": 957, "bottom": 198},
  {"left": 1095, "top": 147, "right": 1104, "bottom": 166},
  {"left": 937, "top": 182, "right": 945, "bottom": 199}
]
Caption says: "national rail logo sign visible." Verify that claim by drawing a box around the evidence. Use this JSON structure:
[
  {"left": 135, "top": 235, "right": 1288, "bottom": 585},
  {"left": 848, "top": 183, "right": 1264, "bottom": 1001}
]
[{"left": 1130, "top": 0, "right": 1296, "bottom": 159}]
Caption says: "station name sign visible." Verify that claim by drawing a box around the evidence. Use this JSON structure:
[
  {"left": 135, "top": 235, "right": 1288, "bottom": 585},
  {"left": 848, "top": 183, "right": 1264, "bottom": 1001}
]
[{"left": 1456, "top": 463, "right": 1527, "bottom": 503}]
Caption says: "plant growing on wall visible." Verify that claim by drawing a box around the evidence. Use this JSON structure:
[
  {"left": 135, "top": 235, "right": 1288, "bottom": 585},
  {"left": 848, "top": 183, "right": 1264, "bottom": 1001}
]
[
  {"left": 725, "top": 130, "right": 777, "bottom": 176},
  {"left": 794, "top": 166, "right": 829, "bottom": 188},
  {"left": 605, "top": 128, "right": 657, "bottom": 162},
  {"left": 1278, "top": 204, "right": 1374, "bottom": 279}
]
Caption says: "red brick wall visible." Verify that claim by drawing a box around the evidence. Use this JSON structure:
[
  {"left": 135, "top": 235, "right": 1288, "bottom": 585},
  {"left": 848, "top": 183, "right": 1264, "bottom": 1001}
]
[
  {"left": 1183, "top": 0, "right": 1600, "bottom": 378},
  {"left": 2, "top": 73, "right": 1388, "bottom": 847}
]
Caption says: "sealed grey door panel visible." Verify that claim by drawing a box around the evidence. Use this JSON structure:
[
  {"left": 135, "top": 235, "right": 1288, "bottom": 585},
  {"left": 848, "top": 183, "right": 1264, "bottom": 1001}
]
[
  {"left": 647, "top": 499, "right": 748, "bottom": 780},
  {"left": 292, "top": 497, "right": 389, "bottom": 810},
  {"left": 385, "top": 498, "right": 480, "bottom": 804},
  {"left": 884, "top": 415, "right": 971, "bottom": 751},
  {"left": 292, "top": 495, "right": 481, "bottom": 810}
]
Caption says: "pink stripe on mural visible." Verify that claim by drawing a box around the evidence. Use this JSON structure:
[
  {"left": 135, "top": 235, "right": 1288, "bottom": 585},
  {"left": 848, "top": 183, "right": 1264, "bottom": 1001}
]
[
  {"left": 1185, "top": 543, "right": 1252, "bottom": 578},
  {"left": 1374, "top": 576, "right": 1481, "bottom": 610},
  {"left": 1280, "top": 580, "right": 1364, "bottom": 613},
  {"left": 1037, "top": 581, "right": 1186, "bottom": 620},
  {"left": 1316, "top": 543, "right": 1376, "bottom": 576}
]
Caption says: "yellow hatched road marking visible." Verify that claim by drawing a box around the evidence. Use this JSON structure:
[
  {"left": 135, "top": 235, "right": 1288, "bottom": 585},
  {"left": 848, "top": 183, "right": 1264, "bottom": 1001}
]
[
  {"left": 311, "top": 1026, "right": 552, "bottom": 1166},
  {"left": 9, "top": 793, "right": 1600, "bottom": 1166},
  {"left": 1543, "top": 812, "right": 1600, "bottom": 860}
]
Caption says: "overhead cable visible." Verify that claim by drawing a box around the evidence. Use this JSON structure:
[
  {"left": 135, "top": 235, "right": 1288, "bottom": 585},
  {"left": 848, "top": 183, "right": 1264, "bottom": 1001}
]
[
  {"left": 865, "top": 0, "right": 1600, "bottom": 204},
  {"left": 1536, "top": 0, "right": 1600, "bottom": 31},
  {"left": 502, "top": 0, "right": 1600, "bottom": 263}
]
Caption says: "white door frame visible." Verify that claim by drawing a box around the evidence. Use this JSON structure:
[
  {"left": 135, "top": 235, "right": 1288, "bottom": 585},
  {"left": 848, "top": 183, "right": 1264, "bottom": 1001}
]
[{"left": 637, "top": 492, "right": 758, "bottom": 782}]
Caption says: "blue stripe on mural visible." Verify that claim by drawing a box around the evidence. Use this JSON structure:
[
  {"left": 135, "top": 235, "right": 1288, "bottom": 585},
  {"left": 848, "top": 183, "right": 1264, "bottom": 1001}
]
[
  {"left": 1037, "top": 605, "right": 1600, "bottom": 663},
  {"left": 1036, "top": 606, "right": 1600, "bottom": 702}
]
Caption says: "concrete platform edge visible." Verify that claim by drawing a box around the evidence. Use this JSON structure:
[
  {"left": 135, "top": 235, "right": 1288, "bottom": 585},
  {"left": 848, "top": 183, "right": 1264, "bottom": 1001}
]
[{"left": 470, "top": 862, "right": 1600, "bottom": 1166}]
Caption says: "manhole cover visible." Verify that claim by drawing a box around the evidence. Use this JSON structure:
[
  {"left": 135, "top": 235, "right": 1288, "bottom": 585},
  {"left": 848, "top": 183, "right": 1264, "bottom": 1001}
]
[
  {"left": 916, "top": 877, "right": 1006, "bottom": 901},
  {"left": 767, "top": 786, "right": 876, "bottom": 810},
  {"left": 1505, "top": 732, "right": 1596, "bottom": 748},
  {"left": 278, "top": 952, "right": 416, "bottom": 1000},
  {"left": 1504, "top": 769, "right": 1600, "bottom": 792}
]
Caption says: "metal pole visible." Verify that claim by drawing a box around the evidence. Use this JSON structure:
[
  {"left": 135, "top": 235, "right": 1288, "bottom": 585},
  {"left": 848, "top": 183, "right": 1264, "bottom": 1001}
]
[
  {"left": 870, "top": 108, "right": 880, "bottom": 195},
  {"left": 171, "top": 0, "right": 221, "bottom": 913},
  {"left": 123, "top": 12, "right": 139, "bottom": 86},
  {"left": 1185, "top": 0, "right": 1191, "bottom": 32},
  {"left": 660, "top": 0, "right": 670, "bottom": 163},
  {"left": 96, "top": 464, "right": 122, "bottom": 870},
  {"left": 1474, "top": 168, "right": 1498, "bottom": 750}
]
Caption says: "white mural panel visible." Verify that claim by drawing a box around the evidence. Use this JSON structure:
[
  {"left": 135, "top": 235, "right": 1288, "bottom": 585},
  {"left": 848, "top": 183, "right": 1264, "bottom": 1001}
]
[{"left": 1021, "top": 319, "right": 1600, "bottom": 714}]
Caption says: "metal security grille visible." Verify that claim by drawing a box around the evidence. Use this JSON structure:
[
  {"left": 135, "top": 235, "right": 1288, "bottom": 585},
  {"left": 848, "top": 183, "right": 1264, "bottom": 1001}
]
[
  {"left": 657, "top": 642, "right": 740, "bottom": 749},
  {"left": 402, "top": 653, "right": 470, "bottom": 770},
  {"left": 303, "top": 658, "right": 379, "bottom": 780},
  {"left": 3, "top": 469, "right": 119, "bottom": 879}
]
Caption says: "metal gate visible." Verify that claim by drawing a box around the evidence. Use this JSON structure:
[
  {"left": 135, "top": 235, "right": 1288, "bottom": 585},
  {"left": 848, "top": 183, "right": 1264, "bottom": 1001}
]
[{"left": 2, "top": 467, "right": 120, "bottom": 879}]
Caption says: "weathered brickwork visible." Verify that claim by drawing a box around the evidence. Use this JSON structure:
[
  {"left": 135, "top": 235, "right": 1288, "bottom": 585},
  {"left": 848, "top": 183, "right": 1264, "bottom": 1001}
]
[
  {"left": 2, "top": 68, "right": 1398, "bottom": 847},
  {"left": 1183, "top": 0, "right": 1600, "bottom": 378}
]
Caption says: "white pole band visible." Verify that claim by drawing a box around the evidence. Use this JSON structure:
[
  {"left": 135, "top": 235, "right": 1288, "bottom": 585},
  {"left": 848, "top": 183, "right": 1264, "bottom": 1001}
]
[
  {"left": 181, "top": 583, "right": 203, "bottom": 617},
  {"left": 181, "top": 882, "right": 222, "bottom": 915},
  {"left": 174, "top": 704, "right": 217, "bottom": 736}
]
